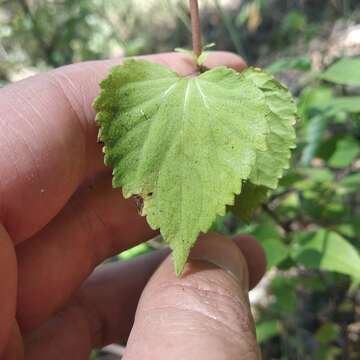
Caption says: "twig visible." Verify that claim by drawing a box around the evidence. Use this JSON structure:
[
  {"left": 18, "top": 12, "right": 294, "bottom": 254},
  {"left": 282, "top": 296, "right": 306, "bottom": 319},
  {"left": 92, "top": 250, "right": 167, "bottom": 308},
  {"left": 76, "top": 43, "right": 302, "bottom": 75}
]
[
  {"left": 262, "top": 203, "right": 292, "bottom": 234},
  {"left": 189, "top": 0, "right": 202, "bottom": 58},
  {"left": 269, "top": 188, "right": 296, "bottom": 203}
]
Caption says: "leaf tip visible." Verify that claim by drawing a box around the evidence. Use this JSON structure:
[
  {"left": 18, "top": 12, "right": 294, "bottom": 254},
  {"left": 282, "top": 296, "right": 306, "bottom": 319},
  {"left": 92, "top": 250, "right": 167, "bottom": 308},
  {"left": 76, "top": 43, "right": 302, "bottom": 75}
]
[
  {"left": 174, "top": 259, "right": 186, "bottom": 277},
  {"left": 172, "top": 246, "right": 190, "bottom": 277},
  {"left": 174, "top": 265, "right": 184, "bottom": 277}
]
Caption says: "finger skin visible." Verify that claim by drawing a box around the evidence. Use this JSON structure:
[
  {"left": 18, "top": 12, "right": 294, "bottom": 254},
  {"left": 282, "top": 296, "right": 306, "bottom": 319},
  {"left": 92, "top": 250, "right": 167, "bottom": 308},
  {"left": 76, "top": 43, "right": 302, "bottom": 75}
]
[
  {"left": 23, "top": 249, "right": 168, "bottom": 360},
  {"left": 1, "top": 321, "right": 24, "bottom": 360},
  {"left": 233, "top": 235, "right": 266, "bottom": 289},
  {"left": 16, "top": 174, "right": 157, "bottom": 332},
  {"left": 22, "top": 235, "right": 263, "bottom": 360},
  {"left": 0, "top": 52, "right": 246, "bottom": 244},
  {"left": 0, "top": 224, "right": 17, "bottom": 357},
  {"left": 124, "top": 234, "right": 261, "bottom": 360}
]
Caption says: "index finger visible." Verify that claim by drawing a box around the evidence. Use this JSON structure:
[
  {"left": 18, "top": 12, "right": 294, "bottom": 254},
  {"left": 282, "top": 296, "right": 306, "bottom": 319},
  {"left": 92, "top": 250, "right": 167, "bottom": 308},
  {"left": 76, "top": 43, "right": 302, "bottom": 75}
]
[{"left": 0, "top": 52, "right": 246, "bottom": 243}]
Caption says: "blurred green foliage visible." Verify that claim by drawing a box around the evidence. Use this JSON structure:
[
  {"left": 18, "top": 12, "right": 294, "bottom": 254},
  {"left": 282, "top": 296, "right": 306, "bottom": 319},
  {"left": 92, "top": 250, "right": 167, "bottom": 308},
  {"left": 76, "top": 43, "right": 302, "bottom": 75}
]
[{"left": 1, "top": 0, "right": 360, "bottom": 358}]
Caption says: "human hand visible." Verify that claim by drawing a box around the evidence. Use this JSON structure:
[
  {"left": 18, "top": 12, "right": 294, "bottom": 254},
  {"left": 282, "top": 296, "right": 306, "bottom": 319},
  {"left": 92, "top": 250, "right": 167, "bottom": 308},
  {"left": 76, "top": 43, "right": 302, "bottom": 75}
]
[{"left": 0, "top": 52, "right": 265, "bottom": 359}]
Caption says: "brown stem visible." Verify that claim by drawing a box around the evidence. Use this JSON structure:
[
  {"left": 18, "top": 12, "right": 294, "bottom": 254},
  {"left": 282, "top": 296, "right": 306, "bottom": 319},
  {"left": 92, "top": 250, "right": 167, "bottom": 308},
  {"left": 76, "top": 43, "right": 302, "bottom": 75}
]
[
  {"left": 189, "top": 0, "right": 202, "bottom": 58},
  {"left": 262, "top": 203, "right": 292, "bottom": 234}
]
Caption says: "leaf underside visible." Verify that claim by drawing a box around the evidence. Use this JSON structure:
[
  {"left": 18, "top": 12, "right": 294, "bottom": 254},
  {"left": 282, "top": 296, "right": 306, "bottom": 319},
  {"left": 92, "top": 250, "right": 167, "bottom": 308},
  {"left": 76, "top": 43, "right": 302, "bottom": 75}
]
[
  {"left": 229, "top": 181, "right": 269, "bottom": 222},
  {"left": 94, "top": 60, "right": 296, "bottom": 275}
]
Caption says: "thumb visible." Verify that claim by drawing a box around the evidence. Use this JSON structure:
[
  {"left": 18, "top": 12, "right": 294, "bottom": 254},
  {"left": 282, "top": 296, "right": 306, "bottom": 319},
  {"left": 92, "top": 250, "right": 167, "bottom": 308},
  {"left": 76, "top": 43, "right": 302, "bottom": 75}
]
[{"left": 123, "top": 232, "right": 265, "bottom": 360}]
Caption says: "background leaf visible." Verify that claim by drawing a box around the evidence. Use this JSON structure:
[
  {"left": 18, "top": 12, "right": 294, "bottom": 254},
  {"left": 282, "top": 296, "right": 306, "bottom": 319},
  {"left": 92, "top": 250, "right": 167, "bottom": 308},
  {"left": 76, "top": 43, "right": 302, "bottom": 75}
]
[
  {"left": 256, "top": 320, "right": 280, "bottom": 344},
  {"left": 266, "top": 56, "right": 311, "bottom": 74},
  {"left": 291, "top": 230, "right": 360, "bottom": 278},
  {"left": 328, "top": 136, "right": 360, "bottom": 168},
  {"left": 301, "top": 114, "right": 328, "bottom": 165},
  {"left": 331, "top": 96, "right": 360, "bottom": 113},
  {"left": 321, "top": 58, "right": 360, "bottom": 86},
  {"left": 261, "top": 238, "right": 289, "bottom": 269}
]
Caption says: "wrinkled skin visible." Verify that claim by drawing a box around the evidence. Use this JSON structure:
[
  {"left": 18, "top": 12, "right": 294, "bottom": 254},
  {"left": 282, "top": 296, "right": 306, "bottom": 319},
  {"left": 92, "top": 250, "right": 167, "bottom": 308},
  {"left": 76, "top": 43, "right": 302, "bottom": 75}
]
[{"left": 0, "top": 52, "right": 265, "bottom": 359}]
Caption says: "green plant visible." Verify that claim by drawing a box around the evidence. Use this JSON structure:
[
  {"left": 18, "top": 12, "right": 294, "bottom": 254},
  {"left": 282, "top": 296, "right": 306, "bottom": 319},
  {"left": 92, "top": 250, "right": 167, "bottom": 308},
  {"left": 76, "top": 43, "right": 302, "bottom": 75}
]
[
  {"left": 245, "top": 53, "right": 360, "bottom": 357},
  {"left": 2, "top": 1, "right": 359, "bottom": 358},
  {"left": 93, "top": 0, "right": 297, "bottom": 275}
]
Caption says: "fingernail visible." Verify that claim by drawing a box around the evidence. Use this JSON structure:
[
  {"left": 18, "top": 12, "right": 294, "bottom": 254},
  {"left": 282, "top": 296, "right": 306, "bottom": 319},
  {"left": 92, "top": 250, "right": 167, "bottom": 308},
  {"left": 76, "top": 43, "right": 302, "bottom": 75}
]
[{"left": 189, "top": 232, "right": 249, "bottom": 291}]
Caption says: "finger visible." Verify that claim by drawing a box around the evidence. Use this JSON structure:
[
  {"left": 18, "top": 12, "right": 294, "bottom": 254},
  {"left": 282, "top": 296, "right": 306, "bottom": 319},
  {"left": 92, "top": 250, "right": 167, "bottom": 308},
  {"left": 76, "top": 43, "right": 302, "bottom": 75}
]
[
  {"left": 23, "top": 249, "right": 168, "bottom": 360},
  {"left": 0, "top": 224, "right": 17, "bottom": 357},
  {"left": 204, "top": 51, "right": 247, "bottom": 71},
  {"left": 16, "top": 173, "right": 157, "bottom": 332},
  {"left": 233, "top": 235, "right": 266, "bottom": 289},
  {"left": 1, "top": 321, "right": 24, "bottom": 360},
  {"left": 0, "top": 51, "right": 247, "bottom": 243},
  {"left": 124, "top": 233, "right": 263, "bottom": 360}
]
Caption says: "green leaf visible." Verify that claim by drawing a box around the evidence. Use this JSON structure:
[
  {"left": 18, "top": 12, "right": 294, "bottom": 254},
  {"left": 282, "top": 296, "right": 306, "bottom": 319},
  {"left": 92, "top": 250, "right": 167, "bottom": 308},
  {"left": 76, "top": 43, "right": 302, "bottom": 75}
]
[
  {"left": 242, "top": 68, "right": 297, "bottom": 188},
  {"left": 291, "top": 230, "right": 360, "bottom": 278},
  {"left": 245, "top": 223, "right": 281, "bottom": 242},
  {"left": 331, "top": 96, "right": 360, "bottom": 113},
  {"left": 321, "top": 58, "right": 360, "bottom": 86},
  {"left": 175, "top": 44, "right": 216, "bottom": 66},
  {"left": 256, "top": 320, "right": 280, "bottom": 343},
  {"left": 339, "top": 173, "right": 360, "bottom": 194},
  {"left": 335, "top": 218, "right": 360, "bottom": 241},
  {"left": 315, "top": 346, "right": 341, "bottom": 360},
  {"left": 174, "top": 47, "right": 194, "bottom": 57},
  {"left": 328, "top": 136, "right": 360, "bottom": 168},
  {"left": 316, "top": 136, "right": 339, "bottom": 161},
  {"left": 197, "top": 52, "right": 209, "bottom": 66},
  {"left": 118, "top": 243, "right": 152, "bottom": 260},
  {"left": 94, "top": 60, "right": 296, "bottom": 275},
  {"left": 298, "top": 86, "right": 333, "bottom": 117},
  {"left": 301, "top": 114, "right": 327, "bottom": 165},
  {"left": 198, "top": 44, "right": 217, "bottom": 65},
  {"left": 315, "top": 323, "right": 339, "bottom": 344},
  {"left": 266, "top": 56, "right": 311, "bottom": 74},
  {"left": 304, "top": 168, "right": 334, "bottom": 183},
  {"left": 262, "top": 238, "right": 289, "bottom": 269},
  {"left": 270, "top": 276, "right": 297, "bottom": 314},
  {"left": 229, "top": 181, "right": 268, "bottom": 222},
  {"left": 202, "top": 42, "right": 216, "bottom": 50}
]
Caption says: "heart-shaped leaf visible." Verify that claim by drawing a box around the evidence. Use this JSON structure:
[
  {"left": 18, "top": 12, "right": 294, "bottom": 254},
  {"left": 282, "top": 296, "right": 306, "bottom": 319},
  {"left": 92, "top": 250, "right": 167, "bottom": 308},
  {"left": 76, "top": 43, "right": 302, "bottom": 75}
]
[{"left": 94, "top": 60, "right": 296, "bottom": 274}]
